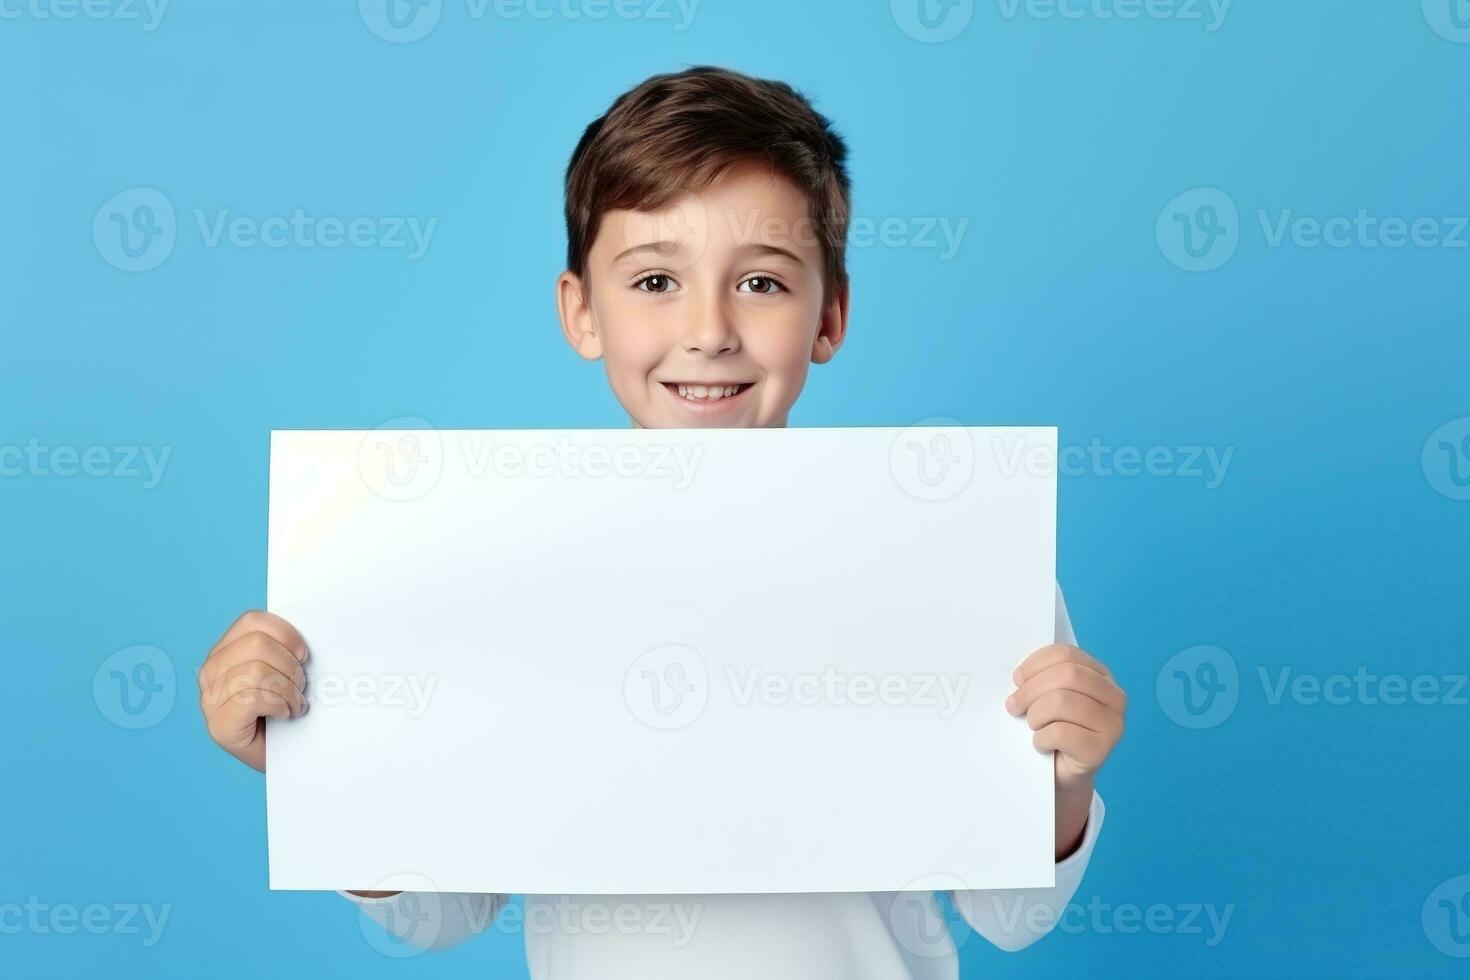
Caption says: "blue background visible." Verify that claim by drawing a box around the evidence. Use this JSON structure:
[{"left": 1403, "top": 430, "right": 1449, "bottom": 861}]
[{"left": 3, "top": 0, "right": 1467, "bottom": 976}]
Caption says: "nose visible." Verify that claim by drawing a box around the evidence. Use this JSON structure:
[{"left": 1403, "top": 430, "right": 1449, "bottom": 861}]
[{"left": 680, "top": 293, "right": 741, "bottom": 356}]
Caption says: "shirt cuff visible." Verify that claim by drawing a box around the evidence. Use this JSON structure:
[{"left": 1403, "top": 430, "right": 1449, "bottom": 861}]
[
  {"left": 339, "top": 889, "right": 504, "bottom": 952},
  {"left": 1053, "top": 789, "right": 1106, "bottom": 892}
]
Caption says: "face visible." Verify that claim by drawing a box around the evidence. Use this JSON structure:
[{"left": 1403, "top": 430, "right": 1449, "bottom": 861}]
[{"left": 557, "top": 163, "right": 849, "bottom": 429}]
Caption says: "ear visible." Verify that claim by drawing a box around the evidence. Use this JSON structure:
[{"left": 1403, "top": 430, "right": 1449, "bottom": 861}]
[
  {"left": 810, "top": 278, "right": 850, "bottom": 365},
  {"left": 557, "top": 271, "right": 603, "bottom": 361}
]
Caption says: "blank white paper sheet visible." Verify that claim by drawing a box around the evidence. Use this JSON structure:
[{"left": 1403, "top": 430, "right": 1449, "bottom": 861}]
[{"left": 266, "top": 425, "right": 1058, "bottom": 895}]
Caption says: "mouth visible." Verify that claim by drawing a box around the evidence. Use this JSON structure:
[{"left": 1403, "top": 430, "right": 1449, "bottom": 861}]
[
  {"left": 661, "top": 382, "right": 753, "bottom": 402},
  {"left": 658, "top": 381, "right": 756, "bottom": 415}
]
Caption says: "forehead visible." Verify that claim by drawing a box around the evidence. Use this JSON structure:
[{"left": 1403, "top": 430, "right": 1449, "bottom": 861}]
[{"left": 593, "top": 164, "right": 818, "bottom": 262}]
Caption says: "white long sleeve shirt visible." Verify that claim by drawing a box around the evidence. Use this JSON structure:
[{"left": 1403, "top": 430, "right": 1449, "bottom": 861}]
[{"left": 343, "top": 585, "right": 1105, "bottom": 978}]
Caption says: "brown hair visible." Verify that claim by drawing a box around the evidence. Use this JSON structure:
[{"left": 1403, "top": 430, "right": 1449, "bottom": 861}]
[{"left": 564, "top": 65, "right": 852, "bottom": 298}]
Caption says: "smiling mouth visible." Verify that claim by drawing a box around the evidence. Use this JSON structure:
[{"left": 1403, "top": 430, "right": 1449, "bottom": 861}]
[{"left": 660, "top": 382, "right": 754, "bottom": 403}]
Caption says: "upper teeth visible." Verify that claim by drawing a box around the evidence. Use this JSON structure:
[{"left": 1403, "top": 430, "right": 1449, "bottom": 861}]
[{"left": 675, "top": 384, "right": 742, "bottom": 400}]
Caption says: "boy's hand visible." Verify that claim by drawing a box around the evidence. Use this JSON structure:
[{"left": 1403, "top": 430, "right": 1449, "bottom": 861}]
[
  {"left": 1007, "top": 644, "right": 1125, "bottom": 859},
  {"left": 198, "top": 610, "right": 309, "bottom": 772},
  {"left": 1006, "top": 644, "right": 1126, "bottom": 788}
]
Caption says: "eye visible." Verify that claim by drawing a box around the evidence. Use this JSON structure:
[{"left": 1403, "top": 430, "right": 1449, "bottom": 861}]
[
  {"left": 634, "top": 273, "right": 678, "bottom": 294},
  {"left": 739, "top": 275, "right": 784, "bottom": 295}
]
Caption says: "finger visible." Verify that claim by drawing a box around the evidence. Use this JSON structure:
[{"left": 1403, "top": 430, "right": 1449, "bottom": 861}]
[
  {"left": 1007, "top": 660, "right": 1126, "bottom": 715},
  {"left": 200, "top": 631, "right": 307, "bottom": 694},
  {"left": 204, "top": 687, "right": 291, "bottom": 750},
  {"left": 206, "top": 610, "right": 309, "bottom": 665},
  {"left": 1021, "top": 689, "right": 1122, "bottom": 737},
  {"left": 1013, "top": 644, "right": 1111, "bottom": 684},
  {"left": 222, "top": 687, "right": 297, "bottom": 720},
  {"left": 1031, "top": 721, "right": 1112, "bottom": 768},
  {"left": 206, "top": 660, "right": 307, "bottom": 717}
]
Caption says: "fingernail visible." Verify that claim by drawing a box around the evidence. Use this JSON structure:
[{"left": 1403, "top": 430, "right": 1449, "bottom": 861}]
[{"left": 1005, "top": 694, "right": 1018, "bottom": 714}]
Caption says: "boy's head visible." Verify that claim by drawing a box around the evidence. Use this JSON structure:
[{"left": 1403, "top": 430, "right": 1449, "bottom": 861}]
[{"left": 557, "top": 66, "right": 852, "bottom": 429}]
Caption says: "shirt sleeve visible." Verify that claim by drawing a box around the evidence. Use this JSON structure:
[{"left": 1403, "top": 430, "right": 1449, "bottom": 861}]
[
  {"left": 339, "top": 889, "right": 507, "bottom": 952},
  {"left": 951, "top": 581, "right": 1106, "bottom": 952},
  {"left": 952, "top": 790, "right": 1105, "bottom": 952}
]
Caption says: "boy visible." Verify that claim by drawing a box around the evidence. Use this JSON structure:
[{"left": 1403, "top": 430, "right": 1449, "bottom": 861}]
[{"left": 198, "top": 66, "right": 1126, "bottom": 978}]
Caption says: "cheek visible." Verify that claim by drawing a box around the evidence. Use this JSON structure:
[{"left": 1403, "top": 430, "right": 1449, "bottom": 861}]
[
  {"left": 595, "top": 296, "right": 668, "bottom": 377},
  {"left": 746, "top": 313, "right": 818, "bottom": 380}
]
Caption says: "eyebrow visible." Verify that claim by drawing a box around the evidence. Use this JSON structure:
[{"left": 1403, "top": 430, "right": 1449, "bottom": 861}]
[
  {"left": 735, "top": 242, "right": 806, "bottom": 266},
  {"left": 611, "top": 240, "right": 807, "bottom": 266},
  {"left": 612, "top": 240, "right": 682, "bottom": 264}
]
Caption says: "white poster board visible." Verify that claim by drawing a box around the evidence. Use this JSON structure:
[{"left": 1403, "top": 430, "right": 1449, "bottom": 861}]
[{"left": 266, "top": 425, "right": 1057, "bottom": 894}]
